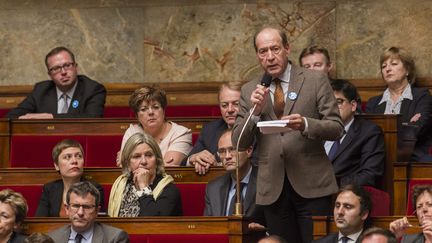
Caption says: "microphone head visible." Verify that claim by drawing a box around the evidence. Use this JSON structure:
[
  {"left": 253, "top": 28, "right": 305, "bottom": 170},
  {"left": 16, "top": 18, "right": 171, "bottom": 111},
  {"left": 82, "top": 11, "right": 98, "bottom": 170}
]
[{"left": 260, "top": 73, "right": 272, "bottom": 87}]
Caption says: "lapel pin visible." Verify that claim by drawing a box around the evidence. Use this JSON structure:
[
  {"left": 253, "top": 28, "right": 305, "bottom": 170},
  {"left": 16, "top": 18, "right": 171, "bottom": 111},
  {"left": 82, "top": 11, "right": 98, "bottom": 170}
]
[
  {"left": 288, "top": 92, "right": 297, "bottom": 100},
  {"left": 72, "top": 100, "right": 79, "bottom": 108}
]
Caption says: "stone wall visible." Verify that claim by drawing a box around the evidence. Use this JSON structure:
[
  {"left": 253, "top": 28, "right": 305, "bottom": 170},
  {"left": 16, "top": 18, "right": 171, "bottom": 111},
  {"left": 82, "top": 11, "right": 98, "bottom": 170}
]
[{"left": 0, "top": 0, "right": 429, "bottom": 85}]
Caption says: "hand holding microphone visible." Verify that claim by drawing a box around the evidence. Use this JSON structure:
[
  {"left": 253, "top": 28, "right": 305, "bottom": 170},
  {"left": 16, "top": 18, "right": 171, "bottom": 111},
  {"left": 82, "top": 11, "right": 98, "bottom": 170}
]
[{"left": 250, "top": 73, "right": 272, "bottom": 116}]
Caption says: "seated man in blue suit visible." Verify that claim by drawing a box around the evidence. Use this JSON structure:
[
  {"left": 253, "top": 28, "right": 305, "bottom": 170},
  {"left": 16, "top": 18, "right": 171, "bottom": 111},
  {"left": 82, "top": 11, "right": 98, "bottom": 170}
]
[
  {"left": 313, "top": 184, "right": 372, "bottom": 243},
  {"left": 204, "top": 129, "right": 265, "bottom": 230},
  {"left": 184, "top": 81, "right": 241, "bottom": 174},
  {"left": 325, "top": 79, "right": 385, "bottom": 188},
  {"left": 48, "top": 181, "right": 129, "bottom": 243},
  {"left": 7, "top": 46, "right": 106, "bottom": 119}
]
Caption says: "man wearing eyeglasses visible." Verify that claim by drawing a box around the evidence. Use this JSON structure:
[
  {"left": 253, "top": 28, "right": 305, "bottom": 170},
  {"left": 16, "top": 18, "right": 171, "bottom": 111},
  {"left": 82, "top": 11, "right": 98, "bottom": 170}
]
[
  {"left": 325, "top": 79, "right": 384, "bottom": 188},
  {"left": 48, "top": 181, "right": 129, "bottom": 243},
  {"left": 6, "top": 46, "right": 106, "bottom": 119},
  {"left": 204, "top": 129, "right": 265, "bottom": 230}
]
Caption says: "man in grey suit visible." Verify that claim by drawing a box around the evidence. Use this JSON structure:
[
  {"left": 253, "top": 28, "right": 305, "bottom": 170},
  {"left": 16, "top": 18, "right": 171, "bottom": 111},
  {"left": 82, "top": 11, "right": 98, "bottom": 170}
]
[
  {"left": 313, "top": 184, "right": 372, "bottom": 243},
  {"left": 48, "top": 181, "right": 129, "bottom": 243},
  {"left": 204, "top": 129, "right": 264, "bottom": 230},
  {"left": 232, "top": 27, "right": 344, "bottom": 242}
]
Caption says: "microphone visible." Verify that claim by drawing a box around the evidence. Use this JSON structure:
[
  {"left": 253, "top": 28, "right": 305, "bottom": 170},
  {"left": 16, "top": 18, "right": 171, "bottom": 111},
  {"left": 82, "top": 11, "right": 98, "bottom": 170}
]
[
  {"left": 233, "top": 73, "right": 273, "bottom": 216},
  {"left": 260, "top": 73, "right": 272, "bottom": 87}
]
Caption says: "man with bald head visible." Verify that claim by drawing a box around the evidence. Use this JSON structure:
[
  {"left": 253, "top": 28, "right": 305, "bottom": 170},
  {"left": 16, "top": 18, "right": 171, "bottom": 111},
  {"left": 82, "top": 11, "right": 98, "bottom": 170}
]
[{"left": 232, "top": 27, "right": 343, "bottom": 242}]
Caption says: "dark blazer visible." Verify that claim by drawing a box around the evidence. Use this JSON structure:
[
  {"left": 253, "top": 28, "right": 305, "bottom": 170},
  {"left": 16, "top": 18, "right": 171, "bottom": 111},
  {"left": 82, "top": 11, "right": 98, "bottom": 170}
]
[
  {"left": 48, "top": 222, "right": 129, "bottom": 243},
  {"left": 9, "top": 232, "right": 26, "bottom": 243},
  {"left": 204, "top": 166, "right": 264, "bottom": 223},
  {"left": 233, "top": 64, "right": 344, "bottom": 204},
  {"left": 35, "top": 179, "right": 105, "bottom": 217},
  {"left": 331, "top": 118, "right": 385, "bottom": 188},
  {"left": 138, "top": 175, "right": 183, "bottom": 216},
  {"left": 312, "top": 232, "right": 361, "bottom": 243},
  {"left": 365, "top": 87, "right": 432, "bottom": 161},
  {"left": 182, "top": 118, "right": 228, "bottom": 166},
  {"left": 6, "top": 75, "right": 106, "bottom": 119},
  {"left": 401, "top": 233, "right": 425, "bottom": 243}
]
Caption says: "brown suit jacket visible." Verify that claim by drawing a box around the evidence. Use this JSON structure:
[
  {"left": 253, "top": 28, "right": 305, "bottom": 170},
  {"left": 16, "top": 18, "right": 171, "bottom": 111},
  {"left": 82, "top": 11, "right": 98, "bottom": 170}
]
[{"left": 232, "top": 64, "right": 343, "bottom": 205}]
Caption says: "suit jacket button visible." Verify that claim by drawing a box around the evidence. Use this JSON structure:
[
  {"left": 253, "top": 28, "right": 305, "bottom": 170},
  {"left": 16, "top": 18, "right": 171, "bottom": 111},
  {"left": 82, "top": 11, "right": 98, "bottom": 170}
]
[
  {"left": 280, "top": 132, "right": 284, "bottom": 136},
  {"left": 280, "top": 154, "right": 283, "bottom": 158}
]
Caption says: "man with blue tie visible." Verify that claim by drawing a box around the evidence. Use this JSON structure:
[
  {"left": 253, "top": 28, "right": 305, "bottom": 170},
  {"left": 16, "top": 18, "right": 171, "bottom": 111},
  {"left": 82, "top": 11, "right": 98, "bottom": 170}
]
[
  {"left": 325, "top": 79, "right": 385, "bottom": 188},
  {"left": 313, "top": 184, "right": 372, "bottom": 243},
  {"left": 204, "top": 129, "right": 264, "bottom": 229}
]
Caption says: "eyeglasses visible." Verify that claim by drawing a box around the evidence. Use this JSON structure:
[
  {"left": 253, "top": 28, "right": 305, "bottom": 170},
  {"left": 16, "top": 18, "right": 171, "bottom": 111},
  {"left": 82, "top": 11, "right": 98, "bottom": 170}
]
[
  {"left": 48, "top": 62, "right": 76, "bottom": 74},
  {"left": 217, "top": 146, "right": 237, "bottom": 158},
  {"left": 68, "top": 203, "right": 96, "bottom": 212},
  {"left": 336, "top": 98, "right": 349, "bottom": 107},
  {"left": 257, "top": 45, "right": 283, "bottom": 58}
]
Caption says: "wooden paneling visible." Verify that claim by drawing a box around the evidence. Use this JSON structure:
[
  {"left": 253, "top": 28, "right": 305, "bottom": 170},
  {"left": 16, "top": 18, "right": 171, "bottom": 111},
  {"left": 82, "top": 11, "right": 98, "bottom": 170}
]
[
  {"left": 0, "top": 167, "right": 226, "bottom": 185},
  {"left": 21, "top": 217, "right": 259, "bottom": 243}
]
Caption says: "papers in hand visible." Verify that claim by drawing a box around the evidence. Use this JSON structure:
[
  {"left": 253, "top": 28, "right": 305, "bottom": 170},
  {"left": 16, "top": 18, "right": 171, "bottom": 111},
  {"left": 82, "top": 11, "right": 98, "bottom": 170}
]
[{"left": 257, "top": 120, "right": 291, "bottom": 134}]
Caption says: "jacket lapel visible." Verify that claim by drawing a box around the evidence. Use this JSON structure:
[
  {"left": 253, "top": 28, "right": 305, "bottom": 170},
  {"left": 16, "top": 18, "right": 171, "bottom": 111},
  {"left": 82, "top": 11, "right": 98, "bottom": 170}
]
[
  {"left": 243, "top": 166, "right": 257, "bottom": 214},
  {"left": 91, "top": 222, "right": 104, "bottom": 243},
  {"left": 333, "top": 119, "right": 357, "bottom": 160},
  {"left": 285, "top": 65, "right": 304, "bottom": 115},
  {"left": 219, "top": 173, "right": 231, "bottom": 216}
]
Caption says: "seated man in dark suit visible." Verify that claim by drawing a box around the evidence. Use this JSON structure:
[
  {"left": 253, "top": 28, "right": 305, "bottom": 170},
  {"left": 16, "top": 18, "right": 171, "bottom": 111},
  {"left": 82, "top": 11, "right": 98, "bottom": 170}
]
[
  {"left": 184, "top": 81, "right": 241, "bottom": 174},
  {"left": 7, "top": 46, "right": 106, "bottom": 119},
  {"left": 204, "top": 129, "right": 264, "bottom": 230},
  {"left": 48, "top": 181, "right": 129, "bottom": 243},
  {"left": 313, "top": 184, "right": 372, "bottom": 243},
  {"left": 325, "top": 79, "right": 385, "bottom": 187}
]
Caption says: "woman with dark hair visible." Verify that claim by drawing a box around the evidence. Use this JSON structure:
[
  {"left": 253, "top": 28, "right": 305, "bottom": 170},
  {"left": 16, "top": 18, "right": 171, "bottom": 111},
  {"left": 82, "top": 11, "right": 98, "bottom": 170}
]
[
  {"left": 109, "top": 133, "right": 182, "bottom": 217},
  {"left": 366, "top": 47, "right": 432, "bottom": 161},
  {"left": 117, "top": 86, "right": 192, "bottom": 167},
  {"left": 35, "top": 139, "right": 104, "bottom": 217}
]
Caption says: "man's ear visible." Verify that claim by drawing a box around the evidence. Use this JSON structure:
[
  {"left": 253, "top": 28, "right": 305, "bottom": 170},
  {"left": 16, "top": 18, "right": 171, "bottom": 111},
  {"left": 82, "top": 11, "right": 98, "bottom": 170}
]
[
  {"left": 246, "top": 146, "right": 253, "bottom": 158},
  {"left": 360, "top": 210, "right": 369, "bottom": 221},
  {"left": 351, "top": 100, "right": 358, "bottom": 113}
]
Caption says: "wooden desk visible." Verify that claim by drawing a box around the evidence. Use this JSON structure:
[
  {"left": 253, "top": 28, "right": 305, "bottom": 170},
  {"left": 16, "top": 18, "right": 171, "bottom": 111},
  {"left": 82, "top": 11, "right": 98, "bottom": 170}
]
[
  {"left": 0, "top": 167, "right": 226, "bottom": 185},
  {"left": 21, "top": 217, "right": 260, "bottom": 243}
]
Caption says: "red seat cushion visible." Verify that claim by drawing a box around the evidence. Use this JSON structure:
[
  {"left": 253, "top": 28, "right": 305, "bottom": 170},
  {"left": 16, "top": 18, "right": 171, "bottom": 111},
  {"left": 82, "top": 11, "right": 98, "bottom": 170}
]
[
  {"left": 406, "top": 179, "right": 432, "bottom": 215},
  {"left": 176, "top": 184, "right": 206, "bottom": 216},
  {"left": 104, "top": 107, "right": 134, "bottom": 118},
  {"left": 363, "top": 186, "right": 390, "bottom": 216},
  {"left": 0, "top": 108, "right": 9, "bottom": 118},
  {"left": 101, "top": 184, "right": 112, "bottom": 212},
  {"left": 10, "top": 136, "right": 86, "bottom": 167},
  {"left": 165, "top": 105, "right": 221, "bottom": 118},
  {"left": 129, "top": 235, "right": 148, "bottom": 243},
  {"left": 147, "top": 234, "right": 228, "bottom": 243},
  {"left": 0, "top": 185, "right": 43, "bottom": 217},
  {"left": 85, "top": 136, "right": 122, "bottom": 167}
]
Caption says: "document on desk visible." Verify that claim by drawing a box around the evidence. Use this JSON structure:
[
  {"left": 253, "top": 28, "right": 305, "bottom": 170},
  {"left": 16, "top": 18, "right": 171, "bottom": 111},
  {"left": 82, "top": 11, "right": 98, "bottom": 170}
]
[{"left": 257, "top": 120, "right": 291, "bottom": 134}]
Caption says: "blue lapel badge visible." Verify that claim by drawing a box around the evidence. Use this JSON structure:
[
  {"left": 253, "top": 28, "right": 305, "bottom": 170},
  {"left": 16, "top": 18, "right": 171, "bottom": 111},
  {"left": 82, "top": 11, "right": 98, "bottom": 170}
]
[
  {"left": 72, "top": 100, "right": 79, "bottom": 109},
  {"left": 288, "top": 92, "right": 297, "bottom": 101}
]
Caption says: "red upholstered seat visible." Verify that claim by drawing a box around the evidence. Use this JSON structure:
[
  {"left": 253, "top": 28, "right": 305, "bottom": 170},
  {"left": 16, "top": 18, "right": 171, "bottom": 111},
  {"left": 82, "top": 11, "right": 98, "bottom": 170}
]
[
  {"left": 10, "top": 136, "right": 86, "bottom": 167},
  {"left": 147, "top": 234, "right": 228, "bottom": 243},
  {"left": 101, "top": 184, "right": 112, "bottom": 212},
  {"left": 165, "top": 105, "right": 221, "bottom": 118},
  {"left": 0, "top": 185, "right": 43, "bottom": 217},
  {"left": 176, "top": 183, "right": 206, "bottom": 216},
  {"left": 363, "top": 186, "right": 390, "bottom": 216},
  {"left": 0, "top": 108, "right": 9, "bottom": 118},
  {"left": 406, "top": 179, "right": 432, "bottom": 215},
  {"left": 129, "top": 235, "right": 148, "bottom": 243},
  {"left": 104, "top": 107, "right": 134, "bottom": 118},
  {"left": 85, "top": 136, "right": 122, "bottom": 167}
]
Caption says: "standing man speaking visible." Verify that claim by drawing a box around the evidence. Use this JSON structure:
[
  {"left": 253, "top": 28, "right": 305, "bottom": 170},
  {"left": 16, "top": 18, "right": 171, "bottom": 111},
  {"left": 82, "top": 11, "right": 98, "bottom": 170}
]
[{"left": 232, "top": 27, "right": 344, "bottom": 242}]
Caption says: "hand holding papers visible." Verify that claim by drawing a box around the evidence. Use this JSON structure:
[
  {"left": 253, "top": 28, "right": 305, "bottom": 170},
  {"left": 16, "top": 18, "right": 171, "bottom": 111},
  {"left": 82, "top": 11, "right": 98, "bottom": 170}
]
[{"left": 257, "top": 120, "right": 292, "bottom": 134}]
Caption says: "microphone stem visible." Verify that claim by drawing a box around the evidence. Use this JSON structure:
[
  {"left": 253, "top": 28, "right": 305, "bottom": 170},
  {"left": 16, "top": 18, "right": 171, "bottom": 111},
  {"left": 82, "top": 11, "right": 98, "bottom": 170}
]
[{"left": 234, "top": 104, "right": 257, "bottom": 216}]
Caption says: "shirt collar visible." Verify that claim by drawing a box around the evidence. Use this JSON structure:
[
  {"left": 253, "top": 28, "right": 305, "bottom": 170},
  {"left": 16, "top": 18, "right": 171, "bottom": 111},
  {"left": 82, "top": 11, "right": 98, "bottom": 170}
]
[
  {"left": 379, "top": 84, "right": 413, "bottom": 105},
  {"left": 56, "top": 80, "right": 78, "bottom": 100},
  {"left": 338, "top": 229, "right": 363, "bottom": 242},
  {"left": 230, "top": 166, "right": 252, "bottom": 190},
  {"left": 70, "top": 226, "right": 94, "bottom": 242},
  {"left": 276, "top": 62, "right": 291, "bottom": 83}
]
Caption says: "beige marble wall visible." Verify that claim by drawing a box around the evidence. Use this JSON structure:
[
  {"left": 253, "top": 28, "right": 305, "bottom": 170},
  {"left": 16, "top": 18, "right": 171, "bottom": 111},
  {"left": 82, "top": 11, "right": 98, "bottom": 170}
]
[{"left": 0, "top": 0, "right": 430, "bottom": 85}]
